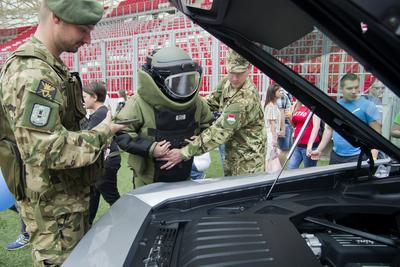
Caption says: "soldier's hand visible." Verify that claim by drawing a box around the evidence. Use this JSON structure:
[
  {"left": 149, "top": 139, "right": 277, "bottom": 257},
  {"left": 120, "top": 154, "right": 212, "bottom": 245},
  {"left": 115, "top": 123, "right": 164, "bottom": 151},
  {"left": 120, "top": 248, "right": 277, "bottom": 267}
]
[
  {"left": 104, "top": 111, "right": 127, "bottom": 134},
  {"left": 153, "top": 140, "right": 171, "bottom": 158},
  {"left": 111, "top": 123, "right": 127, "bottom": 134},
  {"left": 159, "top": 149, "right": 183, "bottom": 170}
]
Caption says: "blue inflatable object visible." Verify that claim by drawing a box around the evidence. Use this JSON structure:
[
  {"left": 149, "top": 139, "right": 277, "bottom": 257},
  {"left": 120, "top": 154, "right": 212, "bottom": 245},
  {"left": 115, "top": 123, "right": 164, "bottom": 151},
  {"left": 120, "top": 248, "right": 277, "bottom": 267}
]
[{"left": 0, "top": 168, "right": 16, "bottom": 211}]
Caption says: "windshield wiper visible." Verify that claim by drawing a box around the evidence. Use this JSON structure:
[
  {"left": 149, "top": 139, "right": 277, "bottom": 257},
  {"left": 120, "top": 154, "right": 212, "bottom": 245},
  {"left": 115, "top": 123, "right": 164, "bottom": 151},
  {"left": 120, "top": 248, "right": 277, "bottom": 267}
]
[{"left": 304, "top": 216, "right": 400, "bottom": 249}]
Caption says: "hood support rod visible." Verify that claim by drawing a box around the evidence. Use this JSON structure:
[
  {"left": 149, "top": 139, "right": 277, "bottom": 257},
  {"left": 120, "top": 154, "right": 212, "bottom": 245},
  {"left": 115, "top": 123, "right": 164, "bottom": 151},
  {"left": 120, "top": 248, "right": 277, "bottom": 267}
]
[{"left": 265, "top": 106, "right": 315, "bottom": 200}]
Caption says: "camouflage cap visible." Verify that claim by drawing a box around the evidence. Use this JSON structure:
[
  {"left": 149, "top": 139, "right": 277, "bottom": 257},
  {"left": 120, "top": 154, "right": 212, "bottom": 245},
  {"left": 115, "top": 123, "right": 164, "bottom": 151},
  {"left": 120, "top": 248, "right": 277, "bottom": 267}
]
[
  {"left": 227, "top": 49, "right": 250, "bottom": 73},
  {"left": 45, "top": 0, "right": 104, "bottom": 25}
]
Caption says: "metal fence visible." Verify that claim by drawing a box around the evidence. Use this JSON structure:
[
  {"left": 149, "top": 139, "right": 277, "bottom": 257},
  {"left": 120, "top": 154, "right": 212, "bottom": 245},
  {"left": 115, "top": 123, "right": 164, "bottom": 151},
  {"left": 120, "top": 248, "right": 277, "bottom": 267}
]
[
  {"left": 0, "top": 16, "right": 381, "bottom": 102},
  {"left": 1, "top": 15, "right": 397, "bottom": 139}
]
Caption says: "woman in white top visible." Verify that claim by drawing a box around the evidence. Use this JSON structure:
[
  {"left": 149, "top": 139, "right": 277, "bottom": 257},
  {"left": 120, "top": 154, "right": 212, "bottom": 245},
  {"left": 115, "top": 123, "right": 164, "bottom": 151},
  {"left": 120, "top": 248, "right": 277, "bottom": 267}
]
[{"left": 264, "top": 84, "right": 282, "bottom": 172}]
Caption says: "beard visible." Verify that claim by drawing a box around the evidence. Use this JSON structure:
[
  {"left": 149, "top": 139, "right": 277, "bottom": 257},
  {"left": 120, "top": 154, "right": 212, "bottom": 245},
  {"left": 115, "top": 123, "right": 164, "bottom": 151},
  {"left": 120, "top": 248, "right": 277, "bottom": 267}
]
[
  {"left": 59, "top": 37, "right": 83, "bottom": 53},
  {"left": 64, "top": 43, "right": 81, "bottom": 53}
]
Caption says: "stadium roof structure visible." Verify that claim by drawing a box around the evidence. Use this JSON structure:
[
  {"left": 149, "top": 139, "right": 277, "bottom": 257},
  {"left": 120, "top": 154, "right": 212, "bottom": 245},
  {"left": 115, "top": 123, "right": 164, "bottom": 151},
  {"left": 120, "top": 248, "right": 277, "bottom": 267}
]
[
  {"left": 0, "top": 0, "right": 40, "bottom": 28},
  {"left": 0, "top": 0, "right": 123, "bottom": 29}
]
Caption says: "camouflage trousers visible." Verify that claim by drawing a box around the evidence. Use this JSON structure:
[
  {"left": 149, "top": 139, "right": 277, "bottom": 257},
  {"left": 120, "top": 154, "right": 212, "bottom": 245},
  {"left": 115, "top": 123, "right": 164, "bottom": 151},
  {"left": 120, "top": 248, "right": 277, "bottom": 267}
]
[
  {"left": 18, "top": 187, "right": 90, "bottom": 267},
  {"left": 224, "top": 152, "right": 265, "bottom": 176}
]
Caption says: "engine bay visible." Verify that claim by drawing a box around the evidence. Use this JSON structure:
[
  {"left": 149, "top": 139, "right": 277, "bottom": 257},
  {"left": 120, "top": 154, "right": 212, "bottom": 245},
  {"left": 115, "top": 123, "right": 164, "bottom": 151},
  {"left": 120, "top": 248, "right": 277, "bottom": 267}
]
[{"left": 128, "top": 184, "right": 400, "bottom": 267}]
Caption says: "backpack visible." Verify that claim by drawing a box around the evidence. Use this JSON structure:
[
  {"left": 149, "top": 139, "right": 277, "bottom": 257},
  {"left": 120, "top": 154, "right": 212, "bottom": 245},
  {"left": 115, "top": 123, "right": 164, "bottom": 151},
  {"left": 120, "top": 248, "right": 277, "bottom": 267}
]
[
  {"left": 0, "top": 100, "right": 26, "bottom": 200},
  {"left": 0, "top": 58, "right": 26, "bottom": 200}
]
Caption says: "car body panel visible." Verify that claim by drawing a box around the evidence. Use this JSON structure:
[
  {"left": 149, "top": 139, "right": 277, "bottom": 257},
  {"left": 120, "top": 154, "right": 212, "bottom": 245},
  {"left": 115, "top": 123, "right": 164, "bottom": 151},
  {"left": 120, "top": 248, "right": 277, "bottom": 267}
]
[
  {"left": 63, "top": 195, "right": 151, "bottom": 267},
  {"left": 63, "top": 161, "right": 396, "bottom": 266}
]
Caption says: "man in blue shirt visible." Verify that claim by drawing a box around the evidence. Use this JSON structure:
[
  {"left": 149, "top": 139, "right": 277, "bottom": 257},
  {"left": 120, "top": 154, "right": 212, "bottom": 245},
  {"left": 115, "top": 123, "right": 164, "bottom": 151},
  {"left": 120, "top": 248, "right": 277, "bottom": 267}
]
[{"left": 311, "top": 73, "right": 381, "bottom": 164}]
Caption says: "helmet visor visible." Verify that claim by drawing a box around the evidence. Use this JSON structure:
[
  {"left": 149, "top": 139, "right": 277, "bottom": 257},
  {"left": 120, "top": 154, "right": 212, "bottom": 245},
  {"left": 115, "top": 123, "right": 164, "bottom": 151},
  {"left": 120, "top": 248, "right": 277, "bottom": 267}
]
[{"left": 164, "top": 71, "right": 201, "bottom": 99}]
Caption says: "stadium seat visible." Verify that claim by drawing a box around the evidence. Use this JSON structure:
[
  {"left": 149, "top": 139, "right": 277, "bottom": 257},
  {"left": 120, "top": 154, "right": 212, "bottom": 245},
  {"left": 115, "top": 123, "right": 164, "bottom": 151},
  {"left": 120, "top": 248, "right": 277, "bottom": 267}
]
[{"left": 0, "top": 5, "right": 376, "bottom": 100}]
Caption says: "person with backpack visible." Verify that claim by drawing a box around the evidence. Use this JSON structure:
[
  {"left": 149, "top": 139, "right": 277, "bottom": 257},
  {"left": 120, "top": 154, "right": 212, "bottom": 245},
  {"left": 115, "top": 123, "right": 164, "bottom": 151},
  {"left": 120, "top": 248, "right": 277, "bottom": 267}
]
[{"left": 0, "top": 1, "right": 125, "bottom": 265}]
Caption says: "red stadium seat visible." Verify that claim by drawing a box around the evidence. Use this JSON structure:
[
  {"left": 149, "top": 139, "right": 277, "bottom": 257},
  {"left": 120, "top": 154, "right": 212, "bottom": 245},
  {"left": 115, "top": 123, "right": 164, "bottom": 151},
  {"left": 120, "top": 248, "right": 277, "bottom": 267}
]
[{"left": 329, "top": 64, "right": 339, "bottom": 73}]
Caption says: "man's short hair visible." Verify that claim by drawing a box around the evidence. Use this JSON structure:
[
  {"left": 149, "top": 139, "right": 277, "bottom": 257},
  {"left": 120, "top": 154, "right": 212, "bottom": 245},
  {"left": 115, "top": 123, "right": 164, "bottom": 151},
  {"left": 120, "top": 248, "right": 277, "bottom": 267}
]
[{"left": 340, "top": 73, "right": 359, "bottom": 88}]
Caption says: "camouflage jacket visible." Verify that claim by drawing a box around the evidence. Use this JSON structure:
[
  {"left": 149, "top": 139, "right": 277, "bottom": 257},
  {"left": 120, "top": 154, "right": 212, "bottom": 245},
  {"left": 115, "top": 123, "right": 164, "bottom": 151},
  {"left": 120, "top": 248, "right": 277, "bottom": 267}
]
[
  {"left": 181, "top": 77, "right": 266, "bottom": 175},
  {"left": 0, "top": 37, "right": 111, "bottom": 200}
]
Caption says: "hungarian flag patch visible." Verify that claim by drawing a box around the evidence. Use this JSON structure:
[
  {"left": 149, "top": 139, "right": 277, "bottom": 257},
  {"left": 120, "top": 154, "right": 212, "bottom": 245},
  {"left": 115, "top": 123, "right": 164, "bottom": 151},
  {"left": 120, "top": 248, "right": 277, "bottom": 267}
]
[{"left": 226, "top": 113, "right": 237, "bottom": 125}]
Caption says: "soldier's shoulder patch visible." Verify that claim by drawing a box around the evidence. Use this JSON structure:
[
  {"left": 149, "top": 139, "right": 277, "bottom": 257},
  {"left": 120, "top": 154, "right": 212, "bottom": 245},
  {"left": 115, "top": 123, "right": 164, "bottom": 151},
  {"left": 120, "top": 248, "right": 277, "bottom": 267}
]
[
  {"left": 30, "top": 103, "right": 51, "bottom": 127},
  {"left": 226, "top": 113, "right": 237, "bottom": 125},
  {"left": 36, "top": 80, "right": 56, "bottom": 101},
  {"left": 222, "top": 111, "right": 240, "bottom": 129}
]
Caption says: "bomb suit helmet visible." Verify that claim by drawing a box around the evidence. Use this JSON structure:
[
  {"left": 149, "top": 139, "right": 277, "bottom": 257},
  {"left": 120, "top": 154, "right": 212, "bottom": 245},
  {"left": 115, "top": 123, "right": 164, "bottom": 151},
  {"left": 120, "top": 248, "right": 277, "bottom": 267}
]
[{"left": 144, "top": 47, "right": 202, "bottom": 101}]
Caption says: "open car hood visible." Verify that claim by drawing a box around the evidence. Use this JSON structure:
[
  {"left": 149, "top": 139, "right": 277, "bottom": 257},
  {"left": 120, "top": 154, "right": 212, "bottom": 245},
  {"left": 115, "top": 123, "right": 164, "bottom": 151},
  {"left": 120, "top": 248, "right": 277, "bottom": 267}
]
[
  {"left": 63, "top": 2, "right": 400, "bottom": 267},
  {"left": 170, "top": 0, "right": 400, "bottom": 161}
]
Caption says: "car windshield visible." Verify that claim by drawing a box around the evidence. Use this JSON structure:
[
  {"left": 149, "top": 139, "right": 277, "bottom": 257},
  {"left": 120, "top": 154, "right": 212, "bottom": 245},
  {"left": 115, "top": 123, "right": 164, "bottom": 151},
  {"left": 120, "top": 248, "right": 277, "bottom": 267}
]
[
  {"left": 181, "top": 0, "right": 400, "bottom": 159},
  {"left": 256, "top": 27, "right": 400, "bottom": 150}
]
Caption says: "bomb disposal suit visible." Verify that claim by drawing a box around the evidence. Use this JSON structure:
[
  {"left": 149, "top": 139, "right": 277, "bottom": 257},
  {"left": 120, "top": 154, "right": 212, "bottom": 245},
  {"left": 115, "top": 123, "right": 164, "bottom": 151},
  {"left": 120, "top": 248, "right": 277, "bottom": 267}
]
[{"left": 115, "top": 47, "right": 213, "bottom": 187}]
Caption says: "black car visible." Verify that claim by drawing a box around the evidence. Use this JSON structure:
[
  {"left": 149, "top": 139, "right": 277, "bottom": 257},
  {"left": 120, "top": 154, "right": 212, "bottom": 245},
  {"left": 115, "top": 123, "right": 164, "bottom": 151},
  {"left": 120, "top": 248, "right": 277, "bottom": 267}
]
[{"left": 64, "top": 1, "right": 400, "bottom": 266}]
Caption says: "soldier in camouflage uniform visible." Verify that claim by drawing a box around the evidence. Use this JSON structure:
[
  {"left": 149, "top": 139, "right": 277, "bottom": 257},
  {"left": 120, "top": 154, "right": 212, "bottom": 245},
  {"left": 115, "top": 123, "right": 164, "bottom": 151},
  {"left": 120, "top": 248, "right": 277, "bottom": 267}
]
[
  {"left": 161, "top": 49, "right": 266, "bottom": 176},
  {"left": 0, "top": 1, "right": 125, "bottom": 266}
]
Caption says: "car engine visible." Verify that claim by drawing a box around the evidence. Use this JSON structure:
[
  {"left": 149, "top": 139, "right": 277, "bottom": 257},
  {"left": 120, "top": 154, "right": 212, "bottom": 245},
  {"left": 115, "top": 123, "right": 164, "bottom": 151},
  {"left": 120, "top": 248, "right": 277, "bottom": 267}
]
[{"left": 128, "top": 191, "right": 399, "bottom": 267}]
